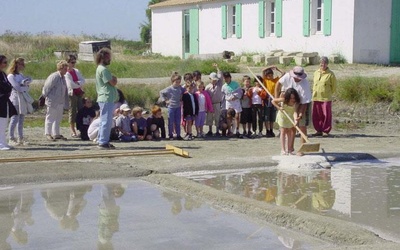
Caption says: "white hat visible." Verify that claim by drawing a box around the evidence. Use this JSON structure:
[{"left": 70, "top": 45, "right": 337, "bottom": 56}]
[
  {"left": 119, "top": 104, "right": 131, "bottom": 111},
  {"left": 289, "top": 66, "right": 307, "bottom": 80},
  {"left": 209, "top": 72, "right": 219, "bottom": 81}
]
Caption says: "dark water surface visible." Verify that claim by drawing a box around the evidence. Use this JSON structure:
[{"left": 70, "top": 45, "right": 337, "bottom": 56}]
[
  {"left": 187, "top": 158, "right": 400, "bottom": 243},
  {"left": 0, "top": 180, "right": 327, "bottom": 250}
]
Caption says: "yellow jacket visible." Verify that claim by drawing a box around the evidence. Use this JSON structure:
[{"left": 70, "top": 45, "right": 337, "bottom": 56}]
[{"left": 312, "top": 68, "right": 336, "bottom": 102}]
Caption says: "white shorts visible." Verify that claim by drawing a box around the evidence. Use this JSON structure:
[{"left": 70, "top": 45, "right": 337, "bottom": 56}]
[{"left": 226, "top": 100, "right": 242, "bottom": 113}]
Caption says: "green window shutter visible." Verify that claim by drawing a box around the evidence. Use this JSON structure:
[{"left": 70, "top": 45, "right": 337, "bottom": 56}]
[
  {"left": 323, "top": 0, "right": 332, "bottom": 36},
  {"left": 276, "top": 0, "right": 283, "bottom": 37},
  {"left": 236, "top": 3, "right": 242, "bottom": 39},
  {"left": 303, "top": 0, "right": 310, "bottom": 37},
  {"left": 189, "top": 8, "right": 199, "bottom": 54},
  {"left": 222, "top": 5, "right": 227, "bottom": 39},
  {"left": 258, "top": 1, "right": 265, "bottom": 38}
]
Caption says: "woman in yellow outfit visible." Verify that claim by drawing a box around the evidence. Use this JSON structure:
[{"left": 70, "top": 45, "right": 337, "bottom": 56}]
[{"left": 312, "top": 56, "right": 337, "bottom": 137}]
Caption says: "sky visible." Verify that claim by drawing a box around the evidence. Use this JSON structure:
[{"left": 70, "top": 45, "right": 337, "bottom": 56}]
[{"left": 0, "top": 0, "right": 148, "bottom": 40}]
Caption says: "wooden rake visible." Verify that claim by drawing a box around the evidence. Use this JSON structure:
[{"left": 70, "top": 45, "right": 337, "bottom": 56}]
[
  {"left": 0, "top": 145, "right": 189, "bottom": 163},
  {"left": 247, "top": 67, "right": 320, "bottom": 153}
]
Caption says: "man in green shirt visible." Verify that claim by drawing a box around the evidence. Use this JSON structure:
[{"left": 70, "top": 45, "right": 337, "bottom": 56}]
[{"left": 95, "top": 48, "right": 118, "bottom": 149}]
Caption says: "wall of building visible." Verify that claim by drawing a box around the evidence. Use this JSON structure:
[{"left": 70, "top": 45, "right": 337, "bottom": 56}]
[
  {"left": 152, "top": 0, "right": 357, "bottom": 62},
  {"left": 353, "top": 0, "right": 392, "bottom": 64},
  {"left": 152, "top": 7, "right": 184, "bottom": 57}
]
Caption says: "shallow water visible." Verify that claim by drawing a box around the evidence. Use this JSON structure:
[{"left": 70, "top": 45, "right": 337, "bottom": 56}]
[
  {"left": 188, "top": 158, "right": 400, "bottom": 243},
  {"left": 0, "top": 180, "right": 326, "bottom": 250}
]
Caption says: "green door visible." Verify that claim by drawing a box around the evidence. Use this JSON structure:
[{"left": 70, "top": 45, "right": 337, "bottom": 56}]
[
  {"left": 183, "top": 9, "right": 199, "bottom": 59},
  {"left": 390, "top": 0, "right": 400, "bottom": 64}
]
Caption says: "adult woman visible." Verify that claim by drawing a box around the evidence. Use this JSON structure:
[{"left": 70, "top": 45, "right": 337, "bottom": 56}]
[
  {"left": 0, "top": 55, "right": 17, "bottom": 150},
  {"left": 65, "top": 55, "right": 85, "bottom": 138},
  {"left": 7, "top": 57, "right": 33, "bottom": 146},
  {"left": 312, "top": 56, "right": 337, "bottom": 137},
  {"left": 42, "top": 61, "right": 69, "bottom": 141}
]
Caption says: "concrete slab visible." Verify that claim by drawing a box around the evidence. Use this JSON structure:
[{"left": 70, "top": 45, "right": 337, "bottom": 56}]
[
  {"left": 279, "top": 56, "right": 294, "bottom": 65},
  {"left": 265, "top": 56, "right": 280, "bottom": 65},
  {"left": 252, "top": 55, "right": 265, "bottom": 64}
]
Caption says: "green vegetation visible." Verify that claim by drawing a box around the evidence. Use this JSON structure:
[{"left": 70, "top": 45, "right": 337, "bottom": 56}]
[{"left": 336, "top": 76, "right": 396, "bottom": 104}]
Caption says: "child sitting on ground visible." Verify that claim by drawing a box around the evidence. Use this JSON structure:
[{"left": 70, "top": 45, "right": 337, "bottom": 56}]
[
  {"left": 131, "top": 106, "right": 148, "bottom": 141},
  {"left": 219, "top": 108, "right": 236, "bottom": 137},
  {"left": 240, "top": 76, "right": 252, "bottom": 138},
  {"left": 195, "top": 81, "right": 213, "bottom": 138},
  {"left": 182, "top": 82, "right": 199, "bottom": 140},
  {"left": 271, "top": 88, "right": 300, "bottom": 155},
  {"left": 115, "top": 104, "right": 136, "bottom": 142},
  {"left": 146, "top": 105, "right": 166, "bottom": 140},
  {"left": 76, "top": 97, "right": 96, "bottom": 140}
]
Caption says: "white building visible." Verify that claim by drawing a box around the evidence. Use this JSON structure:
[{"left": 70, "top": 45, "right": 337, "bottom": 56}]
[{"left": 150, "top": 0, "right": 400, "bottom": 64}]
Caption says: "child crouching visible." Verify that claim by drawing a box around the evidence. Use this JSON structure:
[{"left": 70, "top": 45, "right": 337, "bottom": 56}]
[
  {"left": 115, "top": 104, "right": 137, "bottom": 142},
  {"left": 76, "top": 97, "right": 96, "bottom": 140},
  {"left": 131, "top": 107, "right": 148, "bottom": 141},
  {"left": 219, "top": 108, "right": 236, "bottom": 137},
  {"left": 146, "top": 105, "right": 166, "bottom": 140}
]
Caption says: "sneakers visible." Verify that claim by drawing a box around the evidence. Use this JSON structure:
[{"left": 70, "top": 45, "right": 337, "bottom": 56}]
[
  {"left": 247, "top": 131, "right": 252, "bottom": 138},
  {"left": 312, "top": 132, "right": 323, "bottom": 137},
  {"left": 176, "top": 136, "right": 184, "bottom": 141},
  {"left": 215, "top": 132, "right": 221, "bottom": 137},
  {"left": 97, "top": 143, "right": 116, "bottom": 150},
  {"left": 206, "top": 131, "right": 213, "bottom": 137},
  {"left": 18, "top": 138, "right": 29, "bottom": 146},
  {"left": 322, "top": 132, "right": 329, "bottom": 137},
  {"left": 0, "top": 145, "right": 11, "bottom": 150},
  {"left": 236, "top": 132, "right": 243, "bottom": 138},
  {"left": 183, "top": 134, "right": 192, "bottom": 141},
  {"left": 54, "top": 135, "right": 68, "bottom": 141},
  {"left": 46, "top": 135, "right": 56, "bottom": 141},
  {"left": 258, "top": 132, "right": 263, "bottom": 137},
  {"left": 8, "top": 138, "right": 20, "bottom": 146}
]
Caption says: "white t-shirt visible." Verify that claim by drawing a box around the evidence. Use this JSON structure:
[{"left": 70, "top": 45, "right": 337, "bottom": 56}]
[
  {"left": 252, "top": 87, "right": 262, "bottom": 105},
  {"left": 197, "top": 92, "right": 206, "bottom": 112},
  {"left": 278, "top": 73, "right": 312, "bottom": 104}
]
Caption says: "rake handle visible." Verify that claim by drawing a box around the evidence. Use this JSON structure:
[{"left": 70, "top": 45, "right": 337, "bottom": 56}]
[{"left": 247, "top": 67, "right": 311, "bottom": 143}]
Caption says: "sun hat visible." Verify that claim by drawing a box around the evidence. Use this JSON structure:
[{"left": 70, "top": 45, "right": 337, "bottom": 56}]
[
  {"left": 119, "top": 104, "right": 131, "bottom": 111},
  {"left": 209, "top": 72, "right": 219, "bottom": 80},
  {"left": 289, "top": 66, "right": 307, "bottom": 80}
]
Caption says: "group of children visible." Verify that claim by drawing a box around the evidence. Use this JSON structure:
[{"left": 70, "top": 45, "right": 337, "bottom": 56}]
[{"left": 74, "top": 63, "right": 304, "bottom": 156}]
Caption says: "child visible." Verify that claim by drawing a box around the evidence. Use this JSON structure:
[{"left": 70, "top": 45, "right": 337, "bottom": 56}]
[
  {"left": 272, "top": 88, "right": 300, "bottom": 155},
  {"left": 195, "top": 81, "right": 213, "bottom": 138},
  {"left": 205, "top": 63, "right": 223, "bottom": 136},
  {"left": 182, "top": 82, "right": 199, "bottom": 140},
  {"left": 240, "top": 75, "right": 252, "bottom": 138},
  {"left": 221, "top": 72, "right": 243, "bottom": 137},
  {"left": 146, "top": 105, "right": 166, "bottom": 140},
  {"left": 263, "top": 66, "right": 284, "bottom": 137},
  {"left": 115, "top": 104, "right": 136, "bottom": 142},
  {"left": 160, "top": 72, "right": 185, "bottom": 140},
  {"left": 249, "top": 76, "right": 267, "bottom": 137},
  {"left": 219, "top": 108, "right": 236, "bottom": 137},
  {"left": 131, "top": 106, "right": 148, "bottom": 141},
  {"left": 76, "top": 97, "right": 96, "bottom": 140},
  {"left": 181, "top": 73, "right": 194, "bottom": 134}
]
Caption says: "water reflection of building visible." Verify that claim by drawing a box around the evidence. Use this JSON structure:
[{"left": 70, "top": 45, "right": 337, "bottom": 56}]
[
  {"left": 98, "top": 184, "right": 125, "bottom": 250},
  {"left": 331, "top": 167, "right": 400, "bottom": 241}
]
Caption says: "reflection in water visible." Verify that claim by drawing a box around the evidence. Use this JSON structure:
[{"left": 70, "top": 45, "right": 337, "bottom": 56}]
[
  {"left": 98, "top": 184, "right": 125, "bottom": 250},
  {"left": 192, "top": 164, "right": 400, "bottom": 242},
  {"left": 0, "top": 191, "right": 35, "bottom": 250},
  {"left": 162, "top": 192, "right": 202, "bottom": 215},
  {"left": 41, "top": 185, "right": 92, "bottom": 231}
]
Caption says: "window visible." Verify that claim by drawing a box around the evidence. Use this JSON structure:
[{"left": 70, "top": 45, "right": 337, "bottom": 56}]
[
  {"left": 311, "top": 0, "right": 324, "bottom": 34},
  {"left": 228, "top": 5, "right": 237, "bottom": 37},
  {"left": 266, "top": 0, "right": 276, "bottom": 36}
]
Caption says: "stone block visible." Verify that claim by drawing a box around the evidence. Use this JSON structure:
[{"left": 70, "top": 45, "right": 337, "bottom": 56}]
[
  {"left": 265, "top": 56, "right": 280, "bottom": 66},
  {"left": 265, "top": 52, "right": 275, "bottom": 56},
  {"left": 297, "top": 52, "right": 318, "bottom": 57},
  {"left": 274, "top": 51, "right": 284, "bottom": 56},
  {"left": 294, "top": 56, "right": 308, "bottom": 65},
  {"left": 283, "top": 51, "right": 301, "bottom": 56},
  {"left": 308, "top": 56, "right": 320, "bottom": 65},
  {"left": 252, "top": 55, "right": 265, "bottom": 64},
  {"left": 279, "top": 56, "right": 294, "bottom": 65},
  {"left": 240, "top": 56, "right": 248, "bottom": 63},
  {"left": 329, "top": 54, "right": 341, "bottom": 64}
]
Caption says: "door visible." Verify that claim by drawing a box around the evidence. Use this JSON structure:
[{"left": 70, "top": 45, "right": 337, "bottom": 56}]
[
  {"left": 183, "top": 9, "right": 199, "bottom": 59},
  {"left": 390, "top": 0, "right": 400, "bottom": 64}
]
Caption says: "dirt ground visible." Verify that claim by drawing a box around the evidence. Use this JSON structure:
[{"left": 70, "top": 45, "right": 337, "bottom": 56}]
[{"left": 2, "top": 64, "right": 400, "bottom": 249}]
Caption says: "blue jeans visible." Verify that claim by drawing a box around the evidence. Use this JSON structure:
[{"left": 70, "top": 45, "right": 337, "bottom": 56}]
[
  {"left": 9, "top": 110, "right": 25, "bottom": 139},
  {"left": 168, "top": 107, "right": 181, "bottom": 137},
  {"left": 98, "top": 102, "right": 115, "bottom": 145}
]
